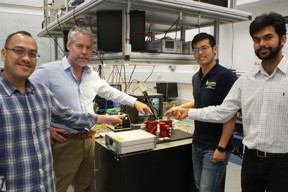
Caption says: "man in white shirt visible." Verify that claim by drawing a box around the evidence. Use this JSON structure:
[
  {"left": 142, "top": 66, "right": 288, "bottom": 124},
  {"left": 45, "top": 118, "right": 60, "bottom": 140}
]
[{"left": 166, "top": 12, "right": 288, "bottom": 192}]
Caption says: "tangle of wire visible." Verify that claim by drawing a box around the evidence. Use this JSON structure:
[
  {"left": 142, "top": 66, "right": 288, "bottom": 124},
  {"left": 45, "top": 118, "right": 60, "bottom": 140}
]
[
  {"left": 131, "top": 65, "right": 155, "bottom": 93},
  {"left": 124, "top": 65, "right": 137, "bottom": 92},
  {"left": 144, "top": 65, "right": 155, "bottom": 83}
]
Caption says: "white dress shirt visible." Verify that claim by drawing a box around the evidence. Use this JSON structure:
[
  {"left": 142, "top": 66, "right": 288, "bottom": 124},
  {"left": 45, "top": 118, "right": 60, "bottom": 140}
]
[{"left": 188, "top": 55, "right": 288, "bottom": 153}]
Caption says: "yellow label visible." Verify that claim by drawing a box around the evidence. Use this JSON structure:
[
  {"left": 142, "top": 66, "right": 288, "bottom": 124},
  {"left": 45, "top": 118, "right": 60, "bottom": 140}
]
[{"left": 114, "top": 136, "right": 124, "bottom": 141}]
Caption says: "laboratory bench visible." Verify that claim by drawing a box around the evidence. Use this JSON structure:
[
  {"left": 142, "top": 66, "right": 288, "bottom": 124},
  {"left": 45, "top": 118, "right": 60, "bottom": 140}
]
[{"left": 90, "top": 128, "right": 226, "bottom": 192}]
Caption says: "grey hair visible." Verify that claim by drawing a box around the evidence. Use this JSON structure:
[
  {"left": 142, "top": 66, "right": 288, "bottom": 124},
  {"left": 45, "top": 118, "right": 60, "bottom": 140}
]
[{"left": 67, "top": 26, "right": 94, "bottom": 43}]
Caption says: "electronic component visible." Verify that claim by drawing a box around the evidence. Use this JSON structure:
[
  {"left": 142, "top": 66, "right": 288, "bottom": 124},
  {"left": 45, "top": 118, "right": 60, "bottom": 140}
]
[
  {"left": 138, "top": 82, "right": 158, "bottom": 119},
  {"left": 156, "top": 82, "right": 178, "bottom": 102},
  {"left": 146, "top": 39, "right": 183, "bottom": 54},
  {"left": 105, "top": 130, "right": 157, "bottom": 154},
  {"left": 94, "top": 84, "right": 122, "bottom": 114},
  {"left": 182, "top": 41, "right": 193, "bottom": 55},
  {"left": 108, "top": 115, "right": 132, "bottom": 132},
  {"left": 97, "top": 10, "right": 145, "bottom": 52}
]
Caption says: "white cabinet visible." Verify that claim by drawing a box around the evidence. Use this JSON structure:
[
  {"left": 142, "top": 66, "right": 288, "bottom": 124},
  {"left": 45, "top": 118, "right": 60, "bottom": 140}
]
[{"left": 38, "top": 0, "right": 252, "bottom": 65}]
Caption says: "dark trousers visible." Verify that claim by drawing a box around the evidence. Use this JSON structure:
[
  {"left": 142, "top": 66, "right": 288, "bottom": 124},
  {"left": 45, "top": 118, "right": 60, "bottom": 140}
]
[{"left": 241, "top": 147, "right": 288, "bottom": 192}]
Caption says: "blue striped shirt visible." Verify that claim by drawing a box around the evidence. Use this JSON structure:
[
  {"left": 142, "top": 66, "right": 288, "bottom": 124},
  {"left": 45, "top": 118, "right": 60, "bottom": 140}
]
[{"left": 0, "top": 72, "right": 97, "bottom": 192}]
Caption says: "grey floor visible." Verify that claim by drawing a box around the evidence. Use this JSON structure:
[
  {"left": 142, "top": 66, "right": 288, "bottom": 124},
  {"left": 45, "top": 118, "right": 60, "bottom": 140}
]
[{"left": 225, "top": 161, "right": 242, "bottom": 192}]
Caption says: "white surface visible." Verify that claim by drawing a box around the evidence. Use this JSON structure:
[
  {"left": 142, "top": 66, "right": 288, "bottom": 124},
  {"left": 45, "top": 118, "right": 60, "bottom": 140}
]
[{"left": 225, "top": 162, "right": 242, "bottom": 192}]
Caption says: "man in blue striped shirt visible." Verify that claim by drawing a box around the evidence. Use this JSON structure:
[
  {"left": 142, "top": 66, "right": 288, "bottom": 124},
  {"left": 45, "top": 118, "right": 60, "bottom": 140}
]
[{"left": 0, "top": 31, "right": 124, "bottom": 192}]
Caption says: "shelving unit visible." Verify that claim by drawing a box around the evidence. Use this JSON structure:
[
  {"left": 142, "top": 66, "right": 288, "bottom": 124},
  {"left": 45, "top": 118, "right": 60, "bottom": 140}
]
[{"left": 38, "top": 0, "right": 252, "bottom": 65}]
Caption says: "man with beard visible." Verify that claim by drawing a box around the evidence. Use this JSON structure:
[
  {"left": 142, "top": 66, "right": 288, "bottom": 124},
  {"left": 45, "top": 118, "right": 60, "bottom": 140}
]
[
  {"left": 30, "top": 26, "right": 152, "bottom": 192},
  {"left": 165, "top": 12, "right": 288, "bottom": 192}
]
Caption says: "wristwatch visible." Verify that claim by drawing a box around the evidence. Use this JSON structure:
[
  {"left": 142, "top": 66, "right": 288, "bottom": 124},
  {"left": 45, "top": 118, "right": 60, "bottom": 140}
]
[{"left": 217, "top": 146, "right": 227, "bottom": 153}]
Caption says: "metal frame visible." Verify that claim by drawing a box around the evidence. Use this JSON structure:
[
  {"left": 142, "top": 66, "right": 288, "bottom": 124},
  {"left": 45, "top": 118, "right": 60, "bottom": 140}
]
[{"left": 39, "top": 0, "right": 252, "bottom": 64}]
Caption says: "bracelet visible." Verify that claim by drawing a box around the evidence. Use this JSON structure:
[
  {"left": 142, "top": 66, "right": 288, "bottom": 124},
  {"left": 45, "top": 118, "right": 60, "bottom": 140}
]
[{"left": 217, "top": 146, "right": 227, "bottom": 153}]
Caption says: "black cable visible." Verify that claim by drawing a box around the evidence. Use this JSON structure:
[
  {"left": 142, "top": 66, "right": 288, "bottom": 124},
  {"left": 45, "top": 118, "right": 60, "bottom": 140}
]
[
  {"left": 175, "top": 18, "right": 179, "bottom": 40},
  {"left": 98, "top": 65, "right": 103, "bottom": 79},
  {"left": 116, "top": 65, "right": 125, "bottom": 84},
  {"left": 123, "top": 65, "right": 127, "bottom": 91},
  {"left": 72, "top": 7, "right": 79, "bottom": 26},
  {"left": 146, "top": 24, "right": 152, "bottom": 41},
  {"left": 144, "top": 65, "right": 155, "bottom": 83},
  {"left": 45, "top": 19, "right": 65, "bottom": 55},
  {"left": 164, "top": 16, "right": 180, "bottom": 38},
  {"left": 118, "top": 65, "right": 122, "bottom": 84},
  {"left": 125, "top": 65, "right": 137, "bottom": 92},
  {"left": 56, "top": 14, "right": 63, "bottom": 32}
]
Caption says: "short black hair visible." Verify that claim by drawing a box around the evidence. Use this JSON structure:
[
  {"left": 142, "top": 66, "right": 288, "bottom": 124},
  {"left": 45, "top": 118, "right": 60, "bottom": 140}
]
[
  {"left": 191, "top": 32, "right": 216, "bottom": 48},
  {"left": 5, "top": 31, "right": 32, "bottom": 47},
  {"left": 249, "top": 12, "right": 286, "bottom": 38}
]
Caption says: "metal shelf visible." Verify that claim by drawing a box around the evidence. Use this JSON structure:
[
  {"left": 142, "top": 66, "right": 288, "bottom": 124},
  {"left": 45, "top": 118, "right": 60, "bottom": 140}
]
[
  {"left": 90, "top": 52, "right": 197, "bottom": 65},
  {"left": 38, "top": 0, "right": 252, "bottom": 65}
]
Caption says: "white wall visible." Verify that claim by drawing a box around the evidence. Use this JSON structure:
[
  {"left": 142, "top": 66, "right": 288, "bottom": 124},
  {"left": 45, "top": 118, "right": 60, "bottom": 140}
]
[
  {"left": 0, "top": 1, "right": 55, "bottom": 68},
  {"left": 219, "top": 0, "right": 288, "bottom": 73},
  {"left": 0, "top": 0, "right": 43, "bottom": 7}
]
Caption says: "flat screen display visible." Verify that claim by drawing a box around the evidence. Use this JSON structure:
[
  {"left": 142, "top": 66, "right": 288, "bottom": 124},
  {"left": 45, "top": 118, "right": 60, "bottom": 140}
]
[
  {"left": 121, "top": 93, "right": 163, "bottom": 123},
  {"left": 94, "top": 84, "right": 121, "bottom": 114},
  {"left": 156, "top": 82, "right": 178, "bottom": 101}
]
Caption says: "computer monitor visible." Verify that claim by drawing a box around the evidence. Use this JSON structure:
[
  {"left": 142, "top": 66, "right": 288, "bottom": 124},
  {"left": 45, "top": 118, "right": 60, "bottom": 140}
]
[
  {"left": 121, "top": 93, "right": 163, "bottom": 123},
  {"left": 94, "top": 84, "right": 122, "bottom": 114},
  {"left": 156, "top": 82, "right": 178, "bottom": 101}
]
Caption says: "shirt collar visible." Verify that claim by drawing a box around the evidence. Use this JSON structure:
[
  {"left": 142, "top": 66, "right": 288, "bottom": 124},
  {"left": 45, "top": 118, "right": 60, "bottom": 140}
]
[
  {"left": 0, "top": 71, "right": 34, "bottom": 96},
  {"left": 198, "top": 63, "right": 219, "bottom": 79},
  {"left": 252, "top": 55, "right": 288, "bottom": 77},
  {"left": 62, "top": 56, "right": 92, "bottom": 73}
]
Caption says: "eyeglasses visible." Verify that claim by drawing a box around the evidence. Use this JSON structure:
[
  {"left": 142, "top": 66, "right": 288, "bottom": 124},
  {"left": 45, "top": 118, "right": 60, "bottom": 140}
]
[
  {"left": 5, "top": 47, "right": 40, "bottom": 59},
  {"left": 192, "top": 45, "right": 211, "bottom": 53}
]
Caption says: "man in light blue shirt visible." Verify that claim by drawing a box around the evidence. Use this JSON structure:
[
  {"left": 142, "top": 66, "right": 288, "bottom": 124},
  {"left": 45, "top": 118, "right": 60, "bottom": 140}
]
[{"left": 30, "top": 26, "right": 152, "bottom": 192}]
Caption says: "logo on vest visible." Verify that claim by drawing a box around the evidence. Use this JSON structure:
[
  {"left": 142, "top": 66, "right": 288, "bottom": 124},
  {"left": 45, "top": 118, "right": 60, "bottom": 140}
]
[{"left": 206, "top": 80, "right": 216, "bottom": 89}]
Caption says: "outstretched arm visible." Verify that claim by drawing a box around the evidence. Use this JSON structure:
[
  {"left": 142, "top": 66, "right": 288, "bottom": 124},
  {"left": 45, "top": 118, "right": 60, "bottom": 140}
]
[
  {"left": 164, "top": 100, "right": 195, "bottom": 117},
  {"left": 134, "top": 100, "right": 153, "bottom": 115}
]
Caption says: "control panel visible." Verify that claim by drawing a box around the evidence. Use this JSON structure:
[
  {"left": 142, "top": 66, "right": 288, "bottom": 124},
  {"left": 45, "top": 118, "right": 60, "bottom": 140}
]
[{"left": 146, "top": 39, "right": 183, "bottom": 54}]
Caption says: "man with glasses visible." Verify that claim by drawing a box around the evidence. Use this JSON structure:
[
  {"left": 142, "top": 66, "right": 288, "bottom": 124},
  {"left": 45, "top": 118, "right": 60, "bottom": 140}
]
[
  {"left": 30, "top": 26, "right": 152, "bottom": 192},
  {"left": 165, "top": 33, "right": 237, "bottom": 192},
  {"left": 166, "top": 12, "right": 288, "bottom": 192},
  {"left": 0, "top": 31, "right": 124, "bottom": 191}
]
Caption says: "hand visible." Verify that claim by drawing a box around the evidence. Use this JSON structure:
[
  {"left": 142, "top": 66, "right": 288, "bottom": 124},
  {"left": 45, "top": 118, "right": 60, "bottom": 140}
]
[
  {"left": 164, "top": 106, "right": 182, "bottom": 116},
  {"left": 211, "top": 149, "right": 226, "bottom": 163},
  {"left": 134, "top": 100, "right": 153, "bottom": 115},
  {"left": 50, "top": 126, "right": 68, "bottom": 144},
  {"left": 97, "top": 114, "right": 125, "bottom": 127},
  {"left": 164, "top": 107, "right": 189, "bottom": 120}
]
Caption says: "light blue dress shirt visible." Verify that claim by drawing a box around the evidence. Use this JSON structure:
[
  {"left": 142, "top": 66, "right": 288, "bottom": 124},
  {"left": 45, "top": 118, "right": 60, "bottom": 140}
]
[{"left": 30, "top": 57, "right": 136, "bottom": 133}]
